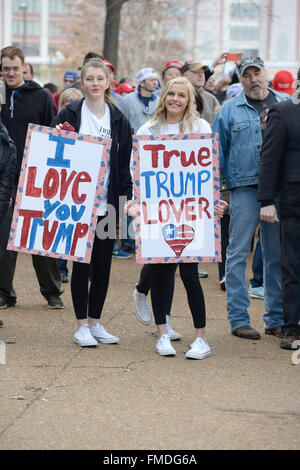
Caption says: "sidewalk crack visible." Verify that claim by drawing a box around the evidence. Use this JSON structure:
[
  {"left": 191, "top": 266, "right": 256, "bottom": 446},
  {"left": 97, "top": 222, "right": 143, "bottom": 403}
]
[{"left": 0, "top": 348, "right": 82, "bottom": 440}]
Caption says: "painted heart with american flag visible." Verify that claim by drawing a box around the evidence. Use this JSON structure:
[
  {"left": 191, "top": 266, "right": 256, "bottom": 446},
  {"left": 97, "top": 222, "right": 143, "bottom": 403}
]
[{"left": 162, "top": 224, "right": 195, "bottom": 257}]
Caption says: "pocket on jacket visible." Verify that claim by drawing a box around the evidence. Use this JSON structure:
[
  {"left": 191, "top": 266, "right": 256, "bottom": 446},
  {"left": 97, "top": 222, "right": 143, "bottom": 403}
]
[
  {"left": 230, "top": 121, "right": 257, "bottom": 176},
  {"left": 231, "top": 121, "right": 250, "bottom": 147}
]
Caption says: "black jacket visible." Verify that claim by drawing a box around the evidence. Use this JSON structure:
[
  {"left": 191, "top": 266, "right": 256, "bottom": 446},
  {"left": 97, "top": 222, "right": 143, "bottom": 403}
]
[
  {"left": 258, "top": 100, "right": 300, "bottom": 215},
  {"left": 0, "top": 121, "right": 16, "bottom": 224},
  {"left": 0, "top": 80, "right": 55, "bottom": 183},
  {"left": 51, "top": 99, "right": 132, "bottom": 218}
]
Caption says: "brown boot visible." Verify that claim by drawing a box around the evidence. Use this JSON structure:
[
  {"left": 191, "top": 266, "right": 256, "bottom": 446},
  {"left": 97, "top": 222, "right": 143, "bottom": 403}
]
[
  {"left": 280, "top": 331, "right": 300, "bottom": 350},
  {"left": 265, "top": 326, "right": 283, "bottom": 338},
  {"left": 232, "top": 325, "right": 261, "bottom": 340}
]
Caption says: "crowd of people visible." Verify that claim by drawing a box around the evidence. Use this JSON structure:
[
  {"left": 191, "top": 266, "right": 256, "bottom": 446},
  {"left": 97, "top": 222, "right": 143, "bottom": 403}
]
[{"left": 0, "top": 44, "right": 299, "bottom": 358}]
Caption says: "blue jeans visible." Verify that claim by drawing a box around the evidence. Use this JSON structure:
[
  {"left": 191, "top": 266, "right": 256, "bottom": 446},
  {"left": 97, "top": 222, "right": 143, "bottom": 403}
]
[{"left": 226, "top": 187, "right": 283, "bottom": 331}]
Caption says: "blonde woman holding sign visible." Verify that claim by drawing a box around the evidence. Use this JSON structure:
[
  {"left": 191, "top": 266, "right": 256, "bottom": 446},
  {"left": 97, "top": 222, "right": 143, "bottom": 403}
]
[
  {"left": 127, "top": 77, "right": 226, "bottom": 359},
  {"left": 52, "top": 59, "right": 132, "bottom": 347}
]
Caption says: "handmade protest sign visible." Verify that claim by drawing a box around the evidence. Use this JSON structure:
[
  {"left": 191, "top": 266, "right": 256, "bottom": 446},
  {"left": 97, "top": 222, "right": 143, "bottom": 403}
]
[
  {"left": 131, "top": 134, "right": 221, "bottom": 264},
  {"left": 7, "top": 124, "right": 111, "bottom": 263}
]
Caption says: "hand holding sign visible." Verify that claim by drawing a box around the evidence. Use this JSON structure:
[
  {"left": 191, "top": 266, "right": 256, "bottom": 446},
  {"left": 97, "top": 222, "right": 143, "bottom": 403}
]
[
  {"left": 132, "top": 133, "right": 221, "bottom": 264},
  {"left": 7, "top": 124, "right": 111, "bottom": 263},
  {"left": 124, "top": 200, "right": 139, "bottom": 219}
]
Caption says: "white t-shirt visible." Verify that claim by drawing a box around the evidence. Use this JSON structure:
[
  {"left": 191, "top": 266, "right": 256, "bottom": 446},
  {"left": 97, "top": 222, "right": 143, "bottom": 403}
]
[
  {"left": 136, "top": 118, "right": 212, "bottom": 135},
  {"left": 79, "top": 101, "right": 111, "bottom": 215}
]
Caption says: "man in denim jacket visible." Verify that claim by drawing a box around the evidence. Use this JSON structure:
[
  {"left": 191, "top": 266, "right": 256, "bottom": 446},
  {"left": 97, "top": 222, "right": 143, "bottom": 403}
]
[{"left": 212, "top": 57, "right": 289, "bottom": 340}]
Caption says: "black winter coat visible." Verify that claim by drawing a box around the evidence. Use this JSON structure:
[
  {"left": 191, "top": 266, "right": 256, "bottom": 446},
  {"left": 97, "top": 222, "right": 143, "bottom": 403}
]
[
  {"left": 0, "top": 121, "right": 16, "bottom": 224},
  {"left": 258, "top": 100, "right": 300, "bottom": 216},
  {"left": 0, "top": 80, "right": 55, "bottom": 184},
  {"left": 51, "top": 99, "right": 132, "bottom": 219}
]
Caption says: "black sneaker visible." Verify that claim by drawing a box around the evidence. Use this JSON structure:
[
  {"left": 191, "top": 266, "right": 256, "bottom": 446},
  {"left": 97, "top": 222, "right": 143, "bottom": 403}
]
[
  {"left": 0, "top": 296, "right": 16, "bottom": 309},
  {"left": 47, "top": 296, "right": 64, "bottom": 309}
]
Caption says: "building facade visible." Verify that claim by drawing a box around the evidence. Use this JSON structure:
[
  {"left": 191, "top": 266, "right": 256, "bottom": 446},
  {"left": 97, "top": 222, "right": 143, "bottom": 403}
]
[
  {"left": 0, "top": 0, "right": 71, "bottom": 81},
  {"left": 185, "top": 0, "right": 300, "bottom": 76},
  {"left": 1, "top": 0, "right": 300, "bottom": 81}
]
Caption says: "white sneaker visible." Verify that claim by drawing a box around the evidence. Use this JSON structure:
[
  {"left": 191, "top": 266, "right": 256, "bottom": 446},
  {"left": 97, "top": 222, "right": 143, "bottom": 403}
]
[
  {"left": 133, "top": 288, "right": 152, "bottom": 325},
  {"left": 198, "top": 266, "right": 208, "bottom": 278},
  {"left": 185, "top": 337, "right": 211, "bottom": 360},
  {"left": 156, "top": 334, "right": 176, "bottom": 356},
  {"left": 166, "top": 315, "right": 182, "bottom": 340},
  {"left": 73, "top": 324, "right": 98, "bottom": 347},
  {"left": 90, "top": 323, "right": 119, "bottom": 344}
]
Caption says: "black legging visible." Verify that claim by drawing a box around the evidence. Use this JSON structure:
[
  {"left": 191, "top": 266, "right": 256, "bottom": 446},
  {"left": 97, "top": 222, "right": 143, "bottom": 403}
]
[
  {"left": 136, "top": 264, "right": 175, "bottom": 318},
  {"left": 136, "top": 264, "right": 152, "bottom": 295},
  {"left": 150, "top": 263, "right": 206, "bottom": 328},
  {"left": 71, "top": 233, "right": 114, "bottom": 320}
]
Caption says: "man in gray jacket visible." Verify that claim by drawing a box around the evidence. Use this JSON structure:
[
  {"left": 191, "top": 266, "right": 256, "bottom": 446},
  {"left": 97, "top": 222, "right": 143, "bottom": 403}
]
[{"left": 117, "top": 67, "right": 159, "bottom": 134}]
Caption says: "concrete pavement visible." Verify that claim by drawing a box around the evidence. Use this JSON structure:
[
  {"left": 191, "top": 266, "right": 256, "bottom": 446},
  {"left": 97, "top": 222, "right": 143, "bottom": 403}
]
[{"left": 0, "top": 252, "right": 299, "bottom": 450}]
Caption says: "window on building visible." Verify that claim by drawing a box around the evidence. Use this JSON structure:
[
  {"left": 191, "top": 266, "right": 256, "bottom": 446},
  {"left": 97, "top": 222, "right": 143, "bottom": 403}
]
[
  {"left": 231, "top": 2, "right": 260, "bottom": 18},
  {"left": 238, "top": 48, "right": 259, "bottom": 57},
  {"left": 168, "top": 2, "right": 186, "bottom": 17},
  {"left": 49, "top": 0, "right": 77, "bottom": 14},
  {"left": 165, "top": 25, "right": 186, "bottom": 40},
  {"left": 12, "top": 0, "right": 40, "bottom": 13},
  {"left": 12, "top": 20, "right": 40, "bottom": 36},
  {"left": 276, "top": 33, "right": 289, "bottom": 61},
  {"left": 25, "top": 43, "right": 40, "bottom": 56},
  {"left": 12, "top": 41, "right": 40, "bottom": 56},
  {"left": 230, "top": 25, "right": 260, "bottom": 41},
  {"left": 49, "top": 22, "right": 63, "bottom": 37}
]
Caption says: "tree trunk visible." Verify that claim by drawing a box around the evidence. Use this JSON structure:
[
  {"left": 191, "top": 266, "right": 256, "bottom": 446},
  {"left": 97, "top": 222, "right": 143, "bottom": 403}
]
[{"left": 103, "top": 0, "right": 129, "bottom": 73}]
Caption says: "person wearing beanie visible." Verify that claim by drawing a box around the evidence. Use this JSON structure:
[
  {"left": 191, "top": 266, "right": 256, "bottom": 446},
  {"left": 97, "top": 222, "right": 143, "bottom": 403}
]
[{"left": 272, "top": 70, "right": 295, "bottom": 96}]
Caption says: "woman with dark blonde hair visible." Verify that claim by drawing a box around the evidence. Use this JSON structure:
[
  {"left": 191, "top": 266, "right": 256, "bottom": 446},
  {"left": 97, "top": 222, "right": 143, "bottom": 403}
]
[
  {"left": 129, "top": 76, "right": 225, "bottom": 358},
  {"left": 58, "top": 87, "right": 84, "bottom": 111},
  {"left": 52, "top": 59, "right": 132, "bottom": 347}
]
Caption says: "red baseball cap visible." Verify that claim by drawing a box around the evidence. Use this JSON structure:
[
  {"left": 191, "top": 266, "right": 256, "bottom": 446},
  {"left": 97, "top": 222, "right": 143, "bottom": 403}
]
[
  {"left": 103, "top": 60, "right": 115, "bottom": 73},
  {"left": 273, "top": 70, "right": 295, "bottom": 95},
  {"left": 115, "top": 83, "right": 135, "bottom": 94},
  {"left": 162, "top": 60, "right": 183, "bottom": 74}
]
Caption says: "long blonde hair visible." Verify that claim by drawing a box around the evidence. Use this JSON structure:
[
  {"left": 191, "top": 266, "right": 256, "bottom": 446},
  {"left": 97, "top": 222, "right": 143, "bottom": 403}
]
[{"left": 152, "top": 77, "right": 200, "bottom": 133}]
